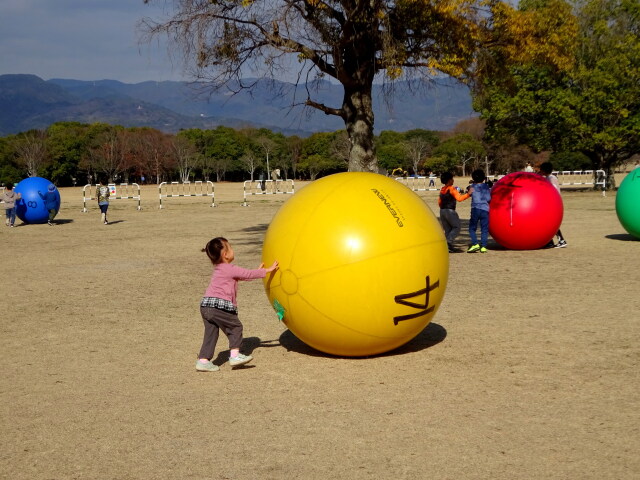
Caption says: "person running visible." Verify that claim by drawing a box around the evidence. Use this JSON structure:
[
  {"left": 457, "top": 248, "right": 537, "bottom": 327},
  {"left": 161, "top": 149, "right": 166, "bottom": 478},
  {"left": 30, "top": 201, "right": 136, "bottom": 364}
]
[
  {"left": 2, "top": 182, "right": 21, "bottom": 227},
  {"left": 96, "top": 179, "right": 110, "bottom": 225}
]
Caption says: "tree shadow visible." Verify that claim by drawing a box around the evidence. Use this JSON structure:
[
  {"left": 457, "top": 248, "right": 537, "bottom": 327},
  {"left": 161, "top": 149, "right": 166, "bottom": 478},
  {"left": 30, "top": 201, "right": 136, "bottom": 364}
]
[
  {"left": 275, "top": 322, "right": 447, "bottom": 359},
  {"left": 232, "top": 224, "right": 270, "bottom": 247},
  {"left": 605, "top": 233, "right": 639, "bottom": 242},
  {"left": 238, "top": 224, "right": 269, "bottom": 233}
]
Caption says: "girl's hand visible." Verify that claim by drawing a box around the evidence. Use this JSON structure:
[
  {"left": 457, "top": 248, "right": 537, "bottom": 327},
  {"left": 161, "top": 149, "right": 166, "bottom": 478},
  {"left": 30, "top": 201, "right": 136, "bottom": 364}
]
[{"left": 265, "top": 260, "right": 279, "bottom": 273}]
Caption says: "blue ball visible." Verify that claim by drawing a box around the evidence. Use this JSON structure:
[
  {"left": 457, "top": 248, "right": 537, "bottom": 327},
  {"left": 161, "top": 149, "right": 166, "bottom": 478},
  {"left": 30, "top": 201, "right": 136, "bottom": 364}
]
[{"left": 15, "top": 177, "right": 61, "bottom": 224}]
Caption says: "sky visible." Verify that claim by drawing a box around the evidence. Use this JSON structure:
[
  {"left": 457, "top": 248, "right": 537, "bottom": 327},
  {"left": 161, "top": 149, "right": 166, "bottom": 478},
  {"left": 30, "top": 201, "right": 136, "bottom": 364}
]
[{"left": 0, "top": 0, "right": 185, "bottom": 84}]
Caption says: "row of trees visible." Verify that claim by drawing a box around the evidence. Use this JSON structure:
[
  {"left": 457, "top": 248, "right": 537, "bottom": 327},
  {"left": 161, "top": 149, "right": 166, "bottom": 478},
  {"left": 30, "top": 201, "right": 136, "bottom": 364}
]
[
  {"left": 2, "top": 117, "right": 598, "bottom": 187},
  {"left": 0, "top": 122, "right": 364, "bottom": 186}
]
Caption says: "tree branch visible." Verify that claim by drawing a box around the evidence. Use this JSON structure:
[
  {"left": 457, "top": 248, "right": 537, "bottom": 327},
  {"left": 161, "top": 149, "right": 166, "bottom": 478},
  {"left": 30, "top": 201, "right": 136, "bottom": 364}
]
[{"left": 305, "top": 98, "right": 343, "bottom": 117}]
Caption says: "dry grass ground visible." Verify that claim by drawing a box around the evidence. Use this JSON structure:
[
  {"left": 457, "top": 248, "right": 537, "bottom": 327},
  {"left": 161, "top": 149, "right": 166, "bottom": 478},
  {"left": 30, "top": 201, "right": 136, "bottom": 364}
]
[{"left": 1, "top": 178, "right": 638, "bottom": 480}]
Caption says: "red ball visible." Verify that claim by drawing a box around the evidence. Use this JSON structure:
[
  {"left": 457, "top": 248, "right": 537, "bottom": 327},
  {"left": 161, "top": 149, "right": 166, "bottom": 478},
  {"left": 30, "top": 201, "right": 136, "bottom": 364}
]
[{"left": 489, "top": 172, "right": 563, "bottom": 250}]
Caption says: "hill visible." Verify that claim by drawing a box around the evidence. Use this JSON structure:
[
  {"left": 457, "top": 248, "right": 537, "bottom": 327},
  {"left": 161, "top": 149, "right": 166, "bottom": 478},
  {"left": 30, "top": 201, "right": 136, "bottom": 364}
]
[{"left": 0, "top": 74, "right": 475, "bottom": 137}]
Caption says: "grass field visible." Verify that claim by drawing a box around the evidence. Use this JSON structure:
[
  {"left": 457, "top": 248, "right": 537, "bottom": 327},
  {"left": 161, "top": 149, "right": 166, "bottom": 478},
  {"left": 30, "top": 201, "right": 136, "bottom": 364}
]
[{"left": 1, "top": 179, "right": 638, "bottom": 479}]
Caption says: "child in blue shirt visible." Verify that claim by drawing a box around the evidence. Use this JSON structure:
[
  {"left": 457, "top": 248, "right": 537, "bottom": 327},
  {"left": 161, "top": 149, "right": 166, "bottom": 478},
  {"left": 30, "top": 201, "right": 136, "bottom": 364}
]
[
  {"left": 38, "top": 184, "right": 59, "bottom": 226},
  {"left": 467, "top": 169, "right": 492, "bottom": 253}
]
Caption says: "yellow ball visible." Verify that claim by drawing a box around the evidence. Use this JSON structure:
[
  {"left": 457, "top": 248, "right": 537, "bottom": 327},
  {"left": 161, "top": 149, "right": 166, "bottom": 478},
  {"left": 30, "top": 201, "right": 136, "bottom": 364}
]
[{"left": 262, "top": 172, "right": 449, "bottom": 356}]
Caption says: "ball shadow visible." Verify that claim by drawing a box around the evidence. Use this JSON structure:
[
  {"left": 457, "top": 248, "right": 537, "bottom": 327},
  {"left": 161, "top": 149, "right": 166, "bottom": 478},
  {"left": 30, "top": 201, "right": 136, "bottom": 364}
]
[
  {"left": 276, "top": 322, "right": 447, "bottom": 359},
  {"left": 605, "top": 233, "right": 639, "bottom": 242},
  {"left": 387, "top": 322, "right": 448, "bottom": 355},
  {"left": 16, "top": 219, "right": 75, "bottom": 226},
  {"left": 210, "top": 336, "right": 282, "bottom": 367}
]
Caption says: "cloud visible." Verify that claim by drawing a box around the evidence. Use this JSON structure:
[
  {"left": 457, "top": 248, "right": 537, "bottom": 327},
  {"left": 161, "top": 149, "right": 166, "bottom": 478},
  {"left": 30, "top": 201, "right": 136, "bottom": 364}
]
[{"left": 0, "top": 0, "right": 183, "bottom": 83}]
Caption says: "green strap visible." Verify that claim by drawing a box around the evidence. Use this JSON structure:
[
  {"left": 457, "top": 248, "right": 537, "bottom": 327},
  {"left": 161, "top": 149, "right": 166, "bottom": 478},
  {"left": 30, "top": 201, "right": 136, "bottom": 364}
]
[{"left": 272, "top": 299, "right": 285, "bottom": 322}]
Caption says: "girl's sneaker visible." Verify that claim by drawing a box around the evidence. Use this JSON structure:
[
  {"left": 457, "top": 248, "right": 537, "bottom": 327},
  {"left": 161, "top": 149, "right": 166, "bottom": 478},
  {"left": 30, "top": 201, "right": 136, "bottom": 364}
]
[
  {"left": 195, "top": 360, "right": 219, "bottom": 372},
  {"left": 229, "top": 353, "right": 253, "bottom": 367}
]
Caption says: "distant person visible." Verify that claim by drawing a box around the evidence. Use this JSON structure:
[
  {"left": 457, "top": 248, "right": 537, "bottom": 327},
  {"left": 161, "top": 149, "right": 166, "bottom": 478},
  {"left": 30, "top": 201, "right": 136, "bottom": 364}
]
[
  {"left": 2, "top": 182, "right": 21, "bottom": 227},
  {"left": 96, "top": 179, "right": 110, "bottom": 225},
  {"left": 524, "top": 162, "right": 534, "bottom": 172},
  {"left": 438, "top": 172, "right": 472, "bottom": 253},
  {"left": 258, "top": 171, "right": 266, "bottom": 192},
  {"left": 428, "top": 171, "right": 436, "bottom": 188},
  {"left": 196, "top": 237, "right": 279, "bottom": 372},
  {"left": 538, "top": 162, "right": 567, "bottom": 248},
  {"left": 467, "top": 169, "right": 492, "bottom": 253},
  {"left": 38, "top": 183, "right": 58, "bottom": 226},
  {"left": 271, "top": 168, "right": 281, "bottom": 192}
]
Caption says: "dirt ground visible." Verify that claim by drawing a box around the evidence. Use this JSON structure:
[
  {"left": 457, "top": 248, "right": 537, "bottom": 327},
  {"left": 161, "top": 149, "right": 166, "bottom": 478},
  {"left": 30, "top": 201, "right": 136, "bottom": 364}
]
[{"left": 1, "top": 178, "right": 638, "bottom": 480}]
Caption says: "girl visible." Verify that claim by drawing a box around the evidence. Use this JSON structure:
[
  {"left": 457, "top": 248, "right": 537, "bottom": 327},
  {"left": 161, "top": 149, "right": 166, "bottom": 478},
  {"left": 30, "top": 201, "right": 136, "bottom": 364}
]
[{"left": 196, "top": 237, "right": 279, "bottom": 372}]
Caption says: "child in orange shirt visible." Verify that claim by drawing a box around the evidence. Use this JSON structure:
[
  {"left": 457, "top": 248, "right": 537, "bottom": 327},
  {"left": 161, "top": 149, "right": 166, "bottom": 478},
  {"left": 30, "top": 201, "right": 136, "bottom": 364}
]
[{"left": 438, "top": 172, "right": 472, "bottom": 253}]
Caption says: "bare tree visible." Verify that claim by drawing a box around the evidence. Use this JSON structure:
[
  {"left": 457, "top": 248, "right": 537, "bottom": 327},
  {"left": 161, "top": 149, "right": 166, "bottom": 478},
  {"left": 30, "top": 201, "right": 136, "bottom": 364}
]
[
  {"left": 404, "top": 137, "right": 431, "bottom": 175},
  {"left": 239, "top": 149, "right": 259, "bottom": 180},
  {"left": 14, "top": 130, "right": 48, "bottom": 177},
  {"left": 255, "top": 135, "right": 277, "bottom": 178},
  {"left": 87, "top": 128, "right": 129, "bottom": 182},
  {"left": 131, "top": 128, "right": 173, "bottom": 184},
  {"left": 171, "top": 136, "right": 198, "bottom": 182}
]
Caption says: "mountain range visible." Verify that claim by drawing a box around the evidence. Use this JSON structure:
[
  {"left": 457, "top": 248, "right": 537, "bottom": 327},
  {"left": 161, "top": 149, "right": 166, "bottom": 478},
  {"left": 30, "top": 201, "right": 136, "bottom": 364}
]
[{"left": 0, "top": 73, "right": 476, "bottom": 137}]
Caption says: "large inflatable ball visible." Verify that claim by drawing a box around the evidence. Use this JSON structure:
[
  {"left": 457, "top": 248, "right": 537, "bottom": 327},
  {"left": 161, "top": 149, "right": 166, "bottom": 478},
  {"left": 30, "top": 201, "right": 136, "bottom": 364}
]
[
  {"left": 489, "top": 172, "right": 563, "bottom": 250},
  {"left": 261, "top": 172, "right": 449, "bottom": 357},
  {"left": 15, "top": 177, "right": 61, "bottom": 224},
  {"left": 616, "top": 169, "right": 640, "bottom": 239}
]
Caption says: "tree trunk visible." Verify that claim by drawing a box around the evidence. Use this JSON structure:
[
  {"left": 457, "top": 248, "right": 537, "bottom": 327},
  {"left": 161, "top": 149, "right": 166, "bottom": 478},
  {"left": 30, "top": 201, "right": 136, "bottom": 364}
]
[
  {"left": 342, "top": 86, "right": 376, "bottom": 172},
  {"left": 587, "top": 150, "right": 617, "bottom": 190},
  {"left": 602, "top": 164, "right": 616, "bottom": 191}
]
